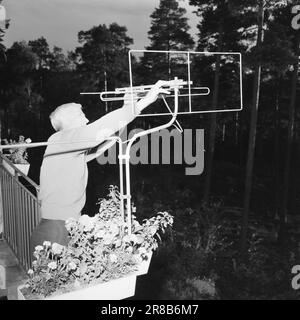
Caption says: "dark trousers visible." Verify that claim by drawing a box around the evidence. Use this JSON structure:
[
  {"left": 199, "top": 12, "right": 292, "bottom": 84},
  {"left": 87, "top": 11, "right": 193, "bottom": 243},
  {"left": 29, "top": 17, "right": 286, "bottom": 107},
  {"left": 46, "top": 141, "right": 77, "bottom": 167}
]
[{"left": 30, "top": 219, "right": 69, "bottom": 259}]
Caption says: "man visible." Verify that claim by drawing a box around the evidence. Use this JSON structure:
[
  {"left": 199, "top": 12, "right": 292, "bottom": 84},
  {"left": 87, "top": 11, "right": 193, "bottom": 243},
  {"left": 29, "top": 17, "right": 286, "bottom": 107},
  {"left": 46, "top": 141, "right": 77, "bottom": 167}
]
[{"left": 30, "top": 80, "right": 171, "bottom": 255}]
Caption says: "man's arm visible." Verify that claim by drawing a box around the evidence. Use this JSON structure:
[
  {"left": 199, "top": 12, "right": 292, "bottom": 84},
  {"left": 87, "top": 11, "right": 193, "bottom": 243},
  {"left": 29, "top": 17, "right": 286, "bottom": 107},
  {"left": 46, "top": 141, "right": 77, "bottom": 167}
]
[
  {"left": 85, "top": 139, "right": 117, "bottom": 162},
  {"left": 85, "top": 125, "right": 127, "bottom": 163},
  {"left": 73, "top": 80, "right": 172, "bottom": 149}
]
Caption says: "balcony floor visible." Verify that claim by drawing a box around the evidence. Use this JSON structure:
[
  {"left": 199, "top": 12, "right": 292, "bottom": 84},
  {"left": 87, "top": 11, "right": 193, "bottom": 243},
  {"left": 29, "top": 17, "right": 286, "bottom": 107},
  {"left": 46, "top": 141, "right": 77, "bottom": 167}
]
[{"left": 0, "top": 236, "right": 28, "bottom": 300}]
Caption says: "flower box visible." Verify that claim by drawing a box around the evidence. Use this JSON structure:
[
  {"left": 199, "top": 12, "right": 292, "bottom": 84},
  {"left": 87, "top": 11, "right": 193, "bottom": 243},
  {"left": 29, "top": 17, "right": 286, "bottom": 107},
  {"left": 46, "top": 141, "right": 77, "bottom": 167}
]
[
  {"left": 22, "top": 186, "right": 173, "bottom": 300},
  {"left": 15, "top": 163, "right": 30, "bottom": 176},
  {"left": 0, "top": 265, "right": 5, "bottom": 290},
  {"left": 2, "top": 160, "right": 30, "bottom": 176},
  {"left": 135, "top": 251, "right": 153, "bottom": 276},
  {"left": 17, "top": 274, "right": 137, "bottom": 300}
]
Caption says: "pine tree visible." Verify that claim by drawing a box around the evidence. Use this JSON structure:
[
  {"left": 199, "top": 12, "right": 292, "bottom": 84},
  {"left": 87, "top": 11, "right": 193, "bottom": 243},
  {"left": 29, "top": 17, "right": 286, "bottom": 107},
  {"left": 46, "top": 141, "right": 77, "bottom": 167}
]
[
  {"left": 190, "top": 1, "right": 295, "bottom": 253},
  {"left": 273, "top": 3, "right": 300, "bottom": 243},
  {"left": 28, "top": 37, "right": 51, "bottom": 70},
  {"left": 189, "top": 0, "right": 248, "bottom": 204},
  {"left": 238, "top": 0, "right": 294, "bottom": 253},
  {"left": 0, "top": 26, "right": 5, "bottom": 59},
  {"left": 0, "top": 25, "right": 6, "bottom": 141},
  {"left": 148, "top": 0, "right": 194, "bottom": 51},
  {"left": 137, "top": 0, "right": 194, "bottom": 85},
  {"left": 75, "top": 23, "right": 133, "bottom": 93},
  {"left": 0, "top": 5, "right": 9, "bottom": 61},
  {"left": 1, "top": 42, "right": 38, "bottom": 136}
]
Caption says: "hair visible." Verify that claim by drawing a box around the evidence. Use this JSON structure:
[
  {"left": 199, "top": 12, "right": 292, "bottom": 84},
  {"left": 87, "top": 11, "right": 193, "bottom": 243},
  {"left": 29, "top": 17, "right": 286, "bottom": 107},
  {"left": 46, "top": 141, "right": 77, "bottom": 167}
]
[{"left": 49, "top": 103, "right": 82, "bottom": 131}]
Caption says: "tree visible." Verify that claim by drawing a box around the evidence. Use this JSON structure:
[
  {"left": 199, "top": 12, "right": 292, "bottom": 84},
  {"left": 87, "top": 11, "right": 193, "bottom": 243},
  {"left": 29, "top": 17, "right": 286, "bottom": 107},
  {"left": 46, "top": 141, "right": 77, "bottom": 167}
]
[
  {"left": 2, "top": 41, "right": 38, "bottom": 137},
  {"left": 49, "top": 46, "right": 74, "bottom": 72},
  {"left": 0, "top": 7, "right": 10, "bottom": 140},
  {"left": 280, "top": 16, "right": 300, "bottom": 243},
  {"left": 148, "top": 0, "right": 194, "bottom": 51},
  {"left": 0, "top": 26, "right": 5, "bottom": 60},
  {"left": 257, "top": 2, "right": 300, "bottom": 242},
  {"left": 28, "top": 37, "right": 51, "bottom": 70},
  {"left": 28, "top": 39, "right": 77, "bottom": 137},
  {"left": 75, "top": 23, "right": 133, "bottom": 95},
  {"left": 137, "top": 0, "right": 194, "bottom": 85},
  {"left": 189, "top": 0, "right": 248, "bottom": 203},
  {"left": 241, "top": 0, "right": 265, "bottom": 254},
  {"left": 0, "top": 4, "right": 9, "bottom": 60},
  {"left": 239, "top": 0, "right": 291, "bottom": 253},
  {"left": 189, "top": 1, "right": 294, "bottom": 253}
]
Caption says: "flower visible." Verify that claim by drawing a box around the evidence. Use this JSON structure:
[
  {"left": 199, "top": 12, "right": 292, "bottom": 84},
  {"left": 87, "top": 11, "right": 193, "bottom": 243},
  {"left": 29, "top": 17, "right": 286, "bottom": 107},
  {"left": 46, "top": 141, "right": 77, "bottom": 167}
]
[
  {"left": 129, "top": 234, "right": 138, "bottom": 243},
  {"left": 78, "top": 215, "right": 96, "bottom": 232},
  {"left": 109, "top": 254, "right": 118, "bottom": 263},
  {"left": 34, "top": 245, "right": 43, "bottom": 252},
  {"left": 43, "top": 241, "right": 51, "bottom": 247},
  {"left": 27, "top": 269, "right": 34, "bottom": 276},
  {"left": 47, "top": 262, "right": 57, "bottom": 270},
  {"left": 52, "top": 243, "right": 64, "bottom": 255},
  {"left": 126, "top": 246, "right": 133, "bottom": 253},
  {"left": 94, "top": 230, "right": 106, "bottom": 239},
  {"left": 103, "top": 234, "right": 115, "bottom": 245},
  {"left": 109, "top": 223, "right": 119, "bottom": 235},
  {"left": 138, "top": 247, "right": 147, "bottom": 255},
  {"left": 68, "top": 262, "right": 77, "bottom": 271},
  {"left": 3, "top": 135, "right": 31, "bottom": 164}
]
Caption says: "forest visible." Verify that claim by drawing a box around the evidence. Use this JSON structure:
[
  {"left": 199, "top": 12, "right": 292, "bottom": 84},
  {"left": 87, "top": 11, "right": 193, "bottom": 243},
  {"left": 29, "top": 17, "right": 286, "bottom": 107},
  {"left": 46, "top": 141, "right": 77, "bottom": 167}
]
[{"left": 1, "top": 0, "right": 300, "bottom": 299}]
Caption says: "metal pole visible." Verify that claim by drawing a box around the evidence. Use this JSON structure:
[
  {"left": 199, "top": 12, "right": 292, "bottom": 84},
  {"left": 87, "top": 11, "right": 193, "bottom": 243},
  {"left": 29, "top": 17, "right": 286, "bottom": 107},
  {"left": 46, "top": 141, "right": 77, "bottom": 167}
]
[{"left": 123, "top": 77, "right": 180, "bottom": 233}]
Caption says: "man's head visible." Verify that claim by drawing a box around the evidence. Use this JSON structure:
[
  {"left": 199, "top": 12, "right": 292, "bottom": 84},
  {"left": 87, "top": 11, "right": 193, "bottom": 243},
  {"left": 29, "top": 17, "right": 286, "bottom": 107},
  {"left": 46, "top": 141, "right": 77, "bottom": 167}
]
[{"left": 49, "top": 103, "right": 89, "bottom": 131}]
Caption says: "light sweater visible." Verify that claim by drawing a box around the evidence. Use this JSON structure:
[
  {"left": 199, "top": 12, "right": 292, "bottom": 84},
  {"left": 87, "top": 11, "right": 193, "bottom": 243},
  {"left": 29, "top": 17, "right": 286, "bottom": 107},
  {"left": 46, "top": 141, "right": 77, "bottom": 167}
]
[{"left": 39, "top": 103, "right": 136, "bottom": 221}]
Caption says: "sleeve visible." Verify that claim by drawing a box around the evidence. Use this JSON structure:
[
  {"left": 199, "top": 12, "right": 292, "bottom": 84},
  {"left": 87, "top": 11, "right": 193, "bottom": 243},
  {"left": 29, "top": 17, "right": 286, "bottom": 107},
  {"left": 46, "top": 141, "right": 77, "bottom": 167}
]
[{"left": 71, "top": 101, "right": 138, "bottom": 149}]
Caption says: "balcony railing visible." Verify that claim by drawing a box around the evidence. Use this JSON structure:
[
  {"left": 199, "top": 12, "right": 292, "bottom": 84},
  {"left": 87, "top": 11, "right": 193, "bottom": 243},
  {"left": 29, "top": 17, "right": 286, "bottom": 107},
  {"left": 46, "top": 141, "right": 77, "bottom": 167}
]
[{"left": 0, "top": 154, "right": 40, "bottom": 271}]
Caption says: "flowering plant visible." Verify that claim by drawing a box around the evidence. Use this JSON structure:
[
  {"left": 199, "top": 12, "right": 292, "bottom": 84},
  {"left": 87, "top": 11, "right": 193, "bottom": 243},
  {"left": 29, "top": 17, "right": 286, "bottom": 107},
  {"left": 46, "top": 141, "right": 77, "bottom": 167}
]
[
  {"left": 3, "top": 135, "right": 32, "bottom": 164},
  {"left": 22, "top": 186, "right": 173, "bottom": 299}
]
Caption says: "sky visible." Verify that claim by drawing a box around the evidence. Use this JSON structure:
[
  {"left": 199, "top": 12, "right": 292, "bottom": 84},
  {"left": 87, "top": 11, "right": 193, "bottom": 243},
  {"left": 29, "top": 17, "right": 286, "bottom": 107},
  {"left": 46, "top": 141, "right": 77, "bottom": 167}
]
[{"left": 2, "top": 0, "right": 199, "bottom": 53}]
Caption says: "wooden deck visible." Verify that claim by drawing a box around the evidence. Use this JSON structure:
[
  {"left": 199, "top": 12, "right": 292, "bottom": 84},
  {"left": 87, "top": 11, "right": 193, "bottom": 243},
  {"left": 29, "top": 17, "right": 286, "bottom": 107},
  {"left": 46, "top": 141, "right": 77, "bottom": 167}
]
[{"left": 0, "top": 237, "right": 28, "bottom": 300}]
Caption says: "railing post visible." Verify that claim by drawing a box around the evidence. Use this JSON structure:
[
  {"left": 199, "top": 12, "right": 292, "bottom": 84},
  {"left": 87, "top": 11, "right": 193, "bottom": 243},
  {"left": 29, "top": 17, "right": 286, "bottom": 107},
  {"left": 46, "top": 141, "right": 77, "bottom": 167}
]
[{"left": 0, "top": 154, "right": 41, "bottom": 271}]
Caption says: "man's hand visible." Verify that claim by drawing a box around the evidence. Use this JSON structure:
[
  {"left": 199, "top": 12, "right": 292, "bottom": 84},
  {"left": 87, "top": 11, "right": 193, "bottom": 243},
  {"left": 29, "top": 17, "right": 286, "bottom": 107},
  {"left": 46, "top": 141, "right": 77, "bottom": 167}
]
[
  {"left": 123, "top": 92, "right": 139, "bottom": 105},
  {"left": 136, "top": 80, "right": 172, "bottom": 113},
  {"left": 142, "top": 80, "right": 172, "bottom": 105}
]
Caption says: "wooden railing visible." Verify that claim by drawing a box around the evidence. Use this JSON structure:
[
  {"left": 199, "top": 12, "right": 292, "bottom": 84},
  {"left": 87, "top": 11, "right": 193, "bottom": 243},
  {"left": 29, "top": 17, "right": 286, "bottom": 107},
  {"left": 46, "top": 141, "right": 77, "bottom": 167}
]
[{"left": 0, "top": 154, "right": 40, "bottom": 271}]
